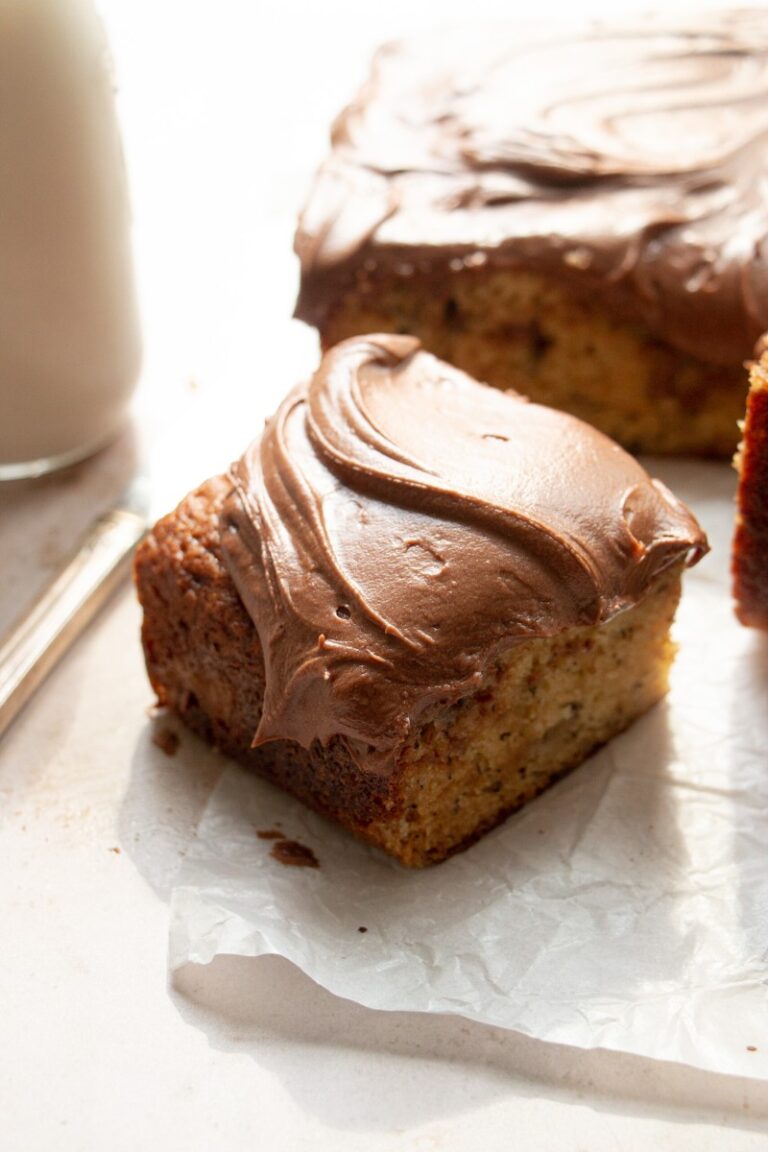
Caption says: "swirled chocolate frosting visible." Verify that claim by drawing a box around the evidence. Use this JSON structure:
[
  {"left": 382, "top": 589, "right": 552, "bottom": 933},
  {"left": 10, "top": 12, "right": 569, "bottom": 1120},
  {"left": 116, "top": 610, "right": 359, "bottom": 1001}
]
[
  {"left": 221, "top": 335, "right": 706, "bottom": 768},
  {"left": 295, "top": 12, "right": 768, "bottom": 365}
]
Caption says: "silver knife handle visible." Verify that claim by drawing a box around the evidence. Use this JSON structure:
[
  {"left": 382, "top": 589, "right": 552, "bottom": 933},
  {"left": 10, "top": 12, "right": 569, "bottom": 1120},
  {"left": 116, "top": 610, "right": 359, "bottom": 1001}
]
[{"left": 0, "top": 508, "right": 147, "bottom": 739}]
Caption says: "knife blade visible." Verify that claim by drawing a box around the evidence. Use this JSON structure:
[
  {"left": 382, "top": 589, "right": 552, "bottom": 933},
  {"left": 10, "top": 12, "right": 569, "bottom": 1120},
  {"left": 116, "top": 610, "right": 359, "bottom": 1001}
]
[{"left": 0, "top": 389, "right": 235, "bottom": 739}]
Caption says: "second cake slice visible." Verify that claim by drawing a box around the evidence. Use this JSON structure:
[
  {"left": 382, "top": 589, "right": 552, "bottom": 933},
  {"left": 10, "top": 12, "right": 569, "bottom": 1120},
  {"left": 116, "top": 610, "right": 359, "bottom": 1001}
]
[{"left": 294, "top": 14, "right": 768, "bottom": 456}]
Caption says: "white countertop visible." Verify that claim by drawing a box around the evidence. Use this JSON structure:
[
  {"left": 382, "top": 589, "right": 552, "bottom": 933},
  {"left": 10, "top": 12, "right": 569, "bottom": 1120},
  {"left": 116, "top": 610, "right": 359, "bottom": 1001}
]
[{"left": 2, "top": 1, "right": 768, "bottom": 1147}]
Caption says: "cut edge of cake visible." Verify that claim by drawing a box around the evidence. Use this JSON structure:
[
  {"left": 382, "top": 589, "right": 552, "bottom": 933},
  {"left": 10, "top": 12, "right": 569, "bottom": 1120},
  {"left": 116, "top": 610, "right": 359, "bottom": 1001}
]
[
  {"left": 733, "top": 351, "right": 768, "bottom": 629},
  {"left": 315, "top": 267, "right": 745, "bottom": 458}
]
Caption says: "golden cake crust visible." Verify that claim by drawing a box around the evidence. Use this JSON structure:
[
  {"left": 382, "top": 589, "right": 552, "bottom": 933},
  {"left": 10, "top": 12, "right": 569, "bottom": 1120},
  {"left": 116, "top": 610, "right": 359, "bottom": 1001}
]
[{"left": 136, "top": 477, "right": 399, "bottom": 829}]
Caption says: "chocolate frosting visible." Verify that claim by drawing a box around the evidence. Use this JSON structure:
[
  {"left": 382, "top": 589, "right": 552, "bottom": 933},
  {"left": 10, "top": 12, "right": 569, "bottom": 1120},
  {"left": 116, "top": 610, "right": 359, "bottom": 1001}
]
[
  {"left": 295, "top": 13, "right": 768, "bottom": 365},
  {"left": 221, "top": 335, "right": 706, "bottom": 770}
]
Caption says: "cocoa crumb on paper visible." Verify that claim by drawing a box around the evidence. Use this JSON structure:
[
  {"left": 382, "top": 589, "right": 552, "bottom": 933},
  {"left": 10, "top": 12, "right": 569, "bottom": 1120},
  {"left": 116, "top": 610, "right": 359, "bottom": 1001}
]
[
  {"left": 152, "top": 728, "right": 180, "bottom": 757},
  {"left": 270, "top": 839, "right": 320, "bottom": 868}
]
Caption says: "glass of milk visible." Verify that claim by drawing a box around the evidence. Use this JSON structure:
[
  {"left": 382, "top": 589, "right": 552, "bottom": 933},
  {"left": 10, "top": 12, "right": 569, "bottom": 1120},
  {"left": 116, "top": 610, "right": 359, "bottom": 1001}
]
[{"left": 0, "top": 0, "right": 141, "bottom": 479}]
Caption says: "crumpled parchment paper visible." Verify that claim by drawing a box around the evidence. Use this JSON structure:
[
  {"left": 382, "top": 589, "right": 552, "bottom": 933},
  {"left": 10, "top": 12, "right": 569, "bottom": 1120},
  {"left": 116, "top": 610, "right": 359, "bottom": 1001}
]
[{"left": 169, "top": 462, "right": 768, "bottom": 1079}]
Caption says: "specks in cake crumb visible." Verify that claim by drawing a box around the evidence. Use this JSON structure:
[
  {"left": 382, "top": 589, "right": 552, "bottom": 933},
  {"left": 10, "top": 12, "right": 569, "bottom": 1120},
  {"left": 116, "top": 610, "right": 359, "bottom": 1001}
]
[
  {"left": 564, "top": 247, "right": 593, "bottom": 271},
  {"left": 358, "top": 926, "right": 368, "bottom": 934},
  {"left": 530, "top": 323, "right": 553, "bottom": 362},
  {"left": 270, "top": 840, "right": 320, "bottom": 868},
  {"left": 256, "top": 829, "right": 284, "bottom": 840},
  {"left": 152, "top": 728, "right": 180, "bottom": 757}
]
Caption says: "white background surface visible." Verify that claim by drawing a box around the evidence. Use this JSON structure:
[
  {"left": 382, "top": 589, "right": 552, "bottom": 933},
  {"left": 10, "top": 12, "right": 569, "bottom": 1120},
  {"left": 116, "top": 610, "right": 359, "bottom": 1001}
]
[{"left": 2, "top": 1, "right": 768, "bottom": 1148}]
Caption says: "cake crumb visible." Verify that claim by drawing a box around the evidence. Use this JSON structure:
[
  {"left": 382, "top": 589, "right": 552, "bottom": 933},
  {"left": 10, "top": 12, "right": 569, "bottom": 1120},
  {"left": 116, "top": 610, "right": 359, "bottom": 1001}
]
[
  {"left": 152, "top": 728, "right": 180, "bottom": 757},
  {"left": 747, "top": 1045, "right": 758, "bottom": 1052},
  {"left": 256, "top": 828, "right": 284, "bottom": 840},
  {"left": 109, "top": 846, "right": 121, "bottom": 854},
  {"left": 358, "top": 926, "right": 368, "bottom": 933},
  {"left": 270, "top": 839, "right": 319, "bottom": 868}
]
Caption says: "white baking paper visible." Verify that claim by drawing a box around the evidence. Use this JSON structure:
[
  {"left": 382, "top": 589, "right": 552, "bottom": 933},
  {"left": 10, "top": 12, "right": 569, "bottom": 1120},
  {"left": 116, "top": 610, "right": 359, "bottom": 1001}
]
[{"left": 169, "top": 461, "right": 768, "bottom": 1079}]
